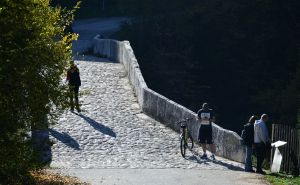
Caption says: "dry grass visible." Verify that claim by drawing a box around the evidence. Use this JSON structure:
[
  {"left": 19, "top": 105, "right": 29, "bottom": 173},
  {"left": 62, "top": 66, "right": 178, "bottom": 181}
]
[{"left": 30, "top": 170, "right": 90, "bottom": 185}]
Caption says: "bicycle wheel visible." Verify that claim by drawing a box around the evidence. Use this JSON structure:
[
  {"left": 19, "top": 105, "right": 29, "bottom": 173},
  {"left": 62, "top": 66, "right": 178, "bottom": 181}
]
[
  {"left": 186, "top": 134, "right": 194, "bottom": 150},
  {"left": 180, "top": 136, "right": 186, "bottom": 158}
]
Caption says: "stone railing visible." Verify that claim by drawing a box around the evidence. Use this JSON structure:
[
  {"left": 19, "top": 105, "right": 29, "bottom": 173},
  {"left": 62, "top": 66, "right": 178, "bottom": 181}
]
[{"left": 91, "top": 35, "right": 245, "bottom": 163}]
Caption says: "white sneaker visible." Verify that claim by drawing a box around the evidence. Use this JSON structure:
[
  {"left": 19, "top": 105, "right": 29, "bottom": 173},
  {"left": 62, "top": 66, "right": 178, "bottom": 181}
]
[{"left": 210, "top": 154, "right": 216, "bottom": 161}]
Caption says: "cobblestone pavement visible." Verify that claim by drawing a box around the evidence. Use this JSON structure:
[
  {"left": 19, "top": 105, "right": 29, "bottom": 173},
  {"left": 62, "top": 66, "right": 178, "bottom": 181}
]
[{"left": 50, "top": 55, "right": 246, "bottom": 170}]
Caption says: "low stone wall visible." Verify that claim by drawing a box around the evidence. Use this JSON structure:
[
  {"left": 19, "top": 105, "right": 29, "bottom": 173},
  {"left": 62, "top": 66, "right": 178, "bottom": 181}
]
[{"left": 91, "top": 35, "right": 245, "bottom": 163}]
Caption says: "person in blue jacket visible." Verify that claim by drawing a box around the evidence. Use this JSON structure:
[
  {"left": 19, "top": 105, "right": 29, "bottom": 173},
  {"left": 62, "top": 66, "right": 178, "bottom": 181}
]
[{"left": 254, "top": 114, "right": 270, "bottom": 174}]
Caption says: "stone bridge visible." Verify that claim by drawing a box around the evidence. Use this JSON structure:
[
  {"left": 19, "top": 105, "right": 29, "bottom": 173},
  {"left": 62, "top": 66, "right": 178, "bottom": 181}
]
[{"left": 46, "top": 19, "right": 268, "bottom": 185}]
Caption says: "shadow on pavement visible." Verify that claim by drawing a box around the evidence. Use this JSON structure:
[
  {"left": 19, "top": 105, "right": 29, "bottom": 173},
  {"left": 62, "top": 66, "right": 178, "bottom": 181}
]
[
  {"left": 32, "top": 129, "right": 52, "bottom": 164},
  {"left": 211, "top": 159, "right": 244, "bottom": 171},
  {"left": 187, "top": 149, "right": 244, "bottom": 171},
  {"left": 49, "top": 128, "right": 80, "bottom": 150},
  {"left": 186, "top": 150, "right": 210, "bottom": 165},
  {"left": 75, "top": 113, "right": 117, "bottom": 138},
  {"left": 186, "top": 155, "right": 210, "bottom": 165}
]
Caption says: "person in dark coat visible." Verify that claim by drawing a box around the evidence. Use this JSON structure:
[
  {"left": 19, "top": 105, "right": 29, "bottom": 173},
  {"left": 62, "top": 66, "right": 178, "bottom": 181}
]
[
  {"left": 242, "top": 115, "right": 258, "bottom": 172},
  {"left": 67, "top": 60, "right": 81, "bottom": 112}
]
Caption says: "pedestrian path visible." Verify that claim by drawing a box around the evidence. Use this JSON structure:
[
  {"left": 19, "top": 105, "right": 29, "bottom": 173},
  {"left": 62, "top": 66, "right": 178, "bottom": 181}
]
[
  {"left": 55, "top": 168, "right": 268, "bottom": 185},
  {"left": 49, "top": 55, "right": 268, "bottom": 184}
]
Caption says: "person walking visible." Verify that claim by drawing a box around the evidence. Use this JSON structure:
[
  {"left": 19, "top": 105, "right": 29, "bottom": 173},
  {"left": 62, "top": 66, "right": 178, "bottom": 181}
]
[
  {"left": 242, "top": 115, "right": 258, "bottom": 172},
  {"left": 254, "top": 114, "right": 270, "bottom": 174},
  {"left": 67, "top": 60, "right": 81, "bottom": 112},
  {"left": 197, "top": 103, "right": 216, "bottom": 160}
]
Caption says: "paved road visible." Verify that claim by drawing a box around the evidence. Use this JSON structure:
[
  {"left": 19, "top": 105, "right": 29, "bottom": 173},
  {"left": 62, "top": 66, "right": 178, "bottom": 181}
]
[
  {"left": 72, "top": 17, "right": 129, "bottom": 53},
  {"left": 49, "top": 55, "right": 268, "bottom": 185},
  {"left": 57, "top": 168, "right": 267, "bottom": 185},
  {"left": 73, "top": 17, "right": 129, "bottom": 40}
]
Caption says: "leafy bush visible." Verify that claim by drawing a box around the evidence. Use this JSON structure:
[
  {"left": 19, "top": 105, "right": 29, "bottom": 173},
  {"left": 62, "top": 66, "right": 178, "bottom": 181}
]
[{"left": 0, "top": 0, "right": 78, "bottom": 184}]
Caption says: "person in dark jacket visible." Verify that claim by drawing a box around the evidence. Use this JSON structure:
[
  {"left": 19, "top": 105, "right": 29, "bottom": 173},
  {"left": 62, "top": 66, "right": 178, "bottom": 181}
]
[
  {"left": 67, "top": 60, "right": 81, "bottom": 112},
  {"left": 242, "top": 115, "right": 258, "bottom": 172}
]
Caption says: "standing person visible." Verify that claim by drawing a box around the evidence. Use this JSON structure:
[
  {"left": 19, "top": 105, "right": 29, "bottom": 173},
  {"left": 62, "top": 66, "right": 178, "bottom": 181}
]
[
  {"left": 254, "top": 114, "right": 270, "bottom": 174},
  {"left": 197, "top": 103, "right": 216, "bottom": 160},
  {"left": 67, "top": 60, "right": 81, "bottom": 112},
  {"left": 242, "top": 115, "right": 258, "bottom": 172}
]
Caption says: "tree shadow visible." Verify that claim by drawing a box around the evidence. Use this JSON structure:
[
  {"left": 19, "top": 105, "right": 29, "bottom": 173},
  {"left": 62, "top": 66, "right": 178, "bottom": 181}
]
[
  {"left": 74, "top": 113, "right": 116, "bottom": 138},
  {"left": 32, "top": 129, "right": 52, "bottom": 164},
  {"left": 186, "top": 149, "right": 244, "bottom": 171},
  {"left": 49, "top": 128, "right": 80, "bottom": 150}
]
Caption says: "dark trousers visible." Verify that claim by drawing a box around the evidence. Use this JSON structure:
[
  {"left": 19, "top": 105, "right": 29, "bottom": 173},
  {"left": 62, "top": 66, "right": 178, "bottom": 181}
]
[
  {"left": 198, "top": 125, "right": 213, "bottom": 144},
  {"left": 69, "top": 85, "right": 79, "bottom": 110},
  {"left": 255, "top": 142, "right": 266, "bottom": 172}
]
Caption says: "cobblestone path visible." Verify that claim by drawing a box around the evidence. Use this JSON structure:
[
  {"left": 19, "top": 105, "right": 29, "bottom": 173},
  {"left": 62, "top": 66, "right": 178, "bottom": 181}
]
[{"left": 50, "top": 55, "right": 244, "bottom": 170}]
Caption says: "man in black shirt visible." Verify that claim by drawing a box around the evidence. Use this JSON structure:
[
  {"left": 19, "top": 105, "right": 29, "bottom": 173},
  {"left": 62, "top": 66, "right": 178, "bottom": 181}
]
[{"left": 197, "top": 103, "right": 216, "bottom": 160}]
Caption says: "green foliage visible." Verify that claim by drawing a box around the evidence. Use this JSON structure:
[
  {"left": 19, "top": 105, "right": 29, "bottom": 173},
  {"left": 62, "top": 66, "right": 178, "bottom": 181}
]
[
  {"left": 0, "top": 0, "right": 78, "bottom": 184},
  {"left": 115, "top": 0, "right": 300, "bottom": 132},
  {"left": 266, "top": 173, "right": 300, "bottom": 185}
]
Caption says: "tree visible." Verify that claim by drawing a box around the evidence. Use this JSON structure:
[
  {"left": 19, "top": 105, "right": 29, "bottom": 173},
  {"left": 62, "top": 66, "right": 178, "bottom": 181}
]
[{"left": 0, "top": 0, "right": 78, "bottom": 183}]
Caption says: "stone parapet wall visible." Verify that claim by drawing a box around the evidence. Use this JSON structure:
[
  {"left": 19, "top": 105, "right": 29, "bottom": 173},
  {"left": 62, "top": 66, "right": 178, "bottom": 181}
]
[
  {"left": 91, "top": 36, "right": 245, "bottom": 163},
  {"left": 92, "top": 37, "right": 146, "bottom": 107}
]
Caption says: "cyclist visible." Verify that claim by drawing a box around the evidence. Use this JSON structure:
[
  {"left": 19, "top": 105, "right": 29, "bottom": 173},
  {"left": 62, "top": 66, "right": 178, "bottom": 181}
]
[{"left": 197, "top": 103, "right": 216, "bottom": 160}]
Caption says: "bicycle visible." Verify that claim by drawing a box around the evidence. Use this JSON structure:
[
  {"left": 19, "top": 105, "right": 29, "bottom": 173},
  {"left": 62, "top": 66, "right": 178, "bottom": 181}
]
[{"left": 177, "top": 118, "right": 194, "bottom": 158}]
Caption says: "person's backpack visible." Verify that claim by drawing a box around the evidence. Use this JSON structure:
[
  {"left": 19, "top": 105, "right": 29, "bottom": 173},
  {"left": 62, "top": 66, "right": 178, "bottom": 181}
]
[{"left": 241, "top": 125, "right": 251, "bottom": 145}]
